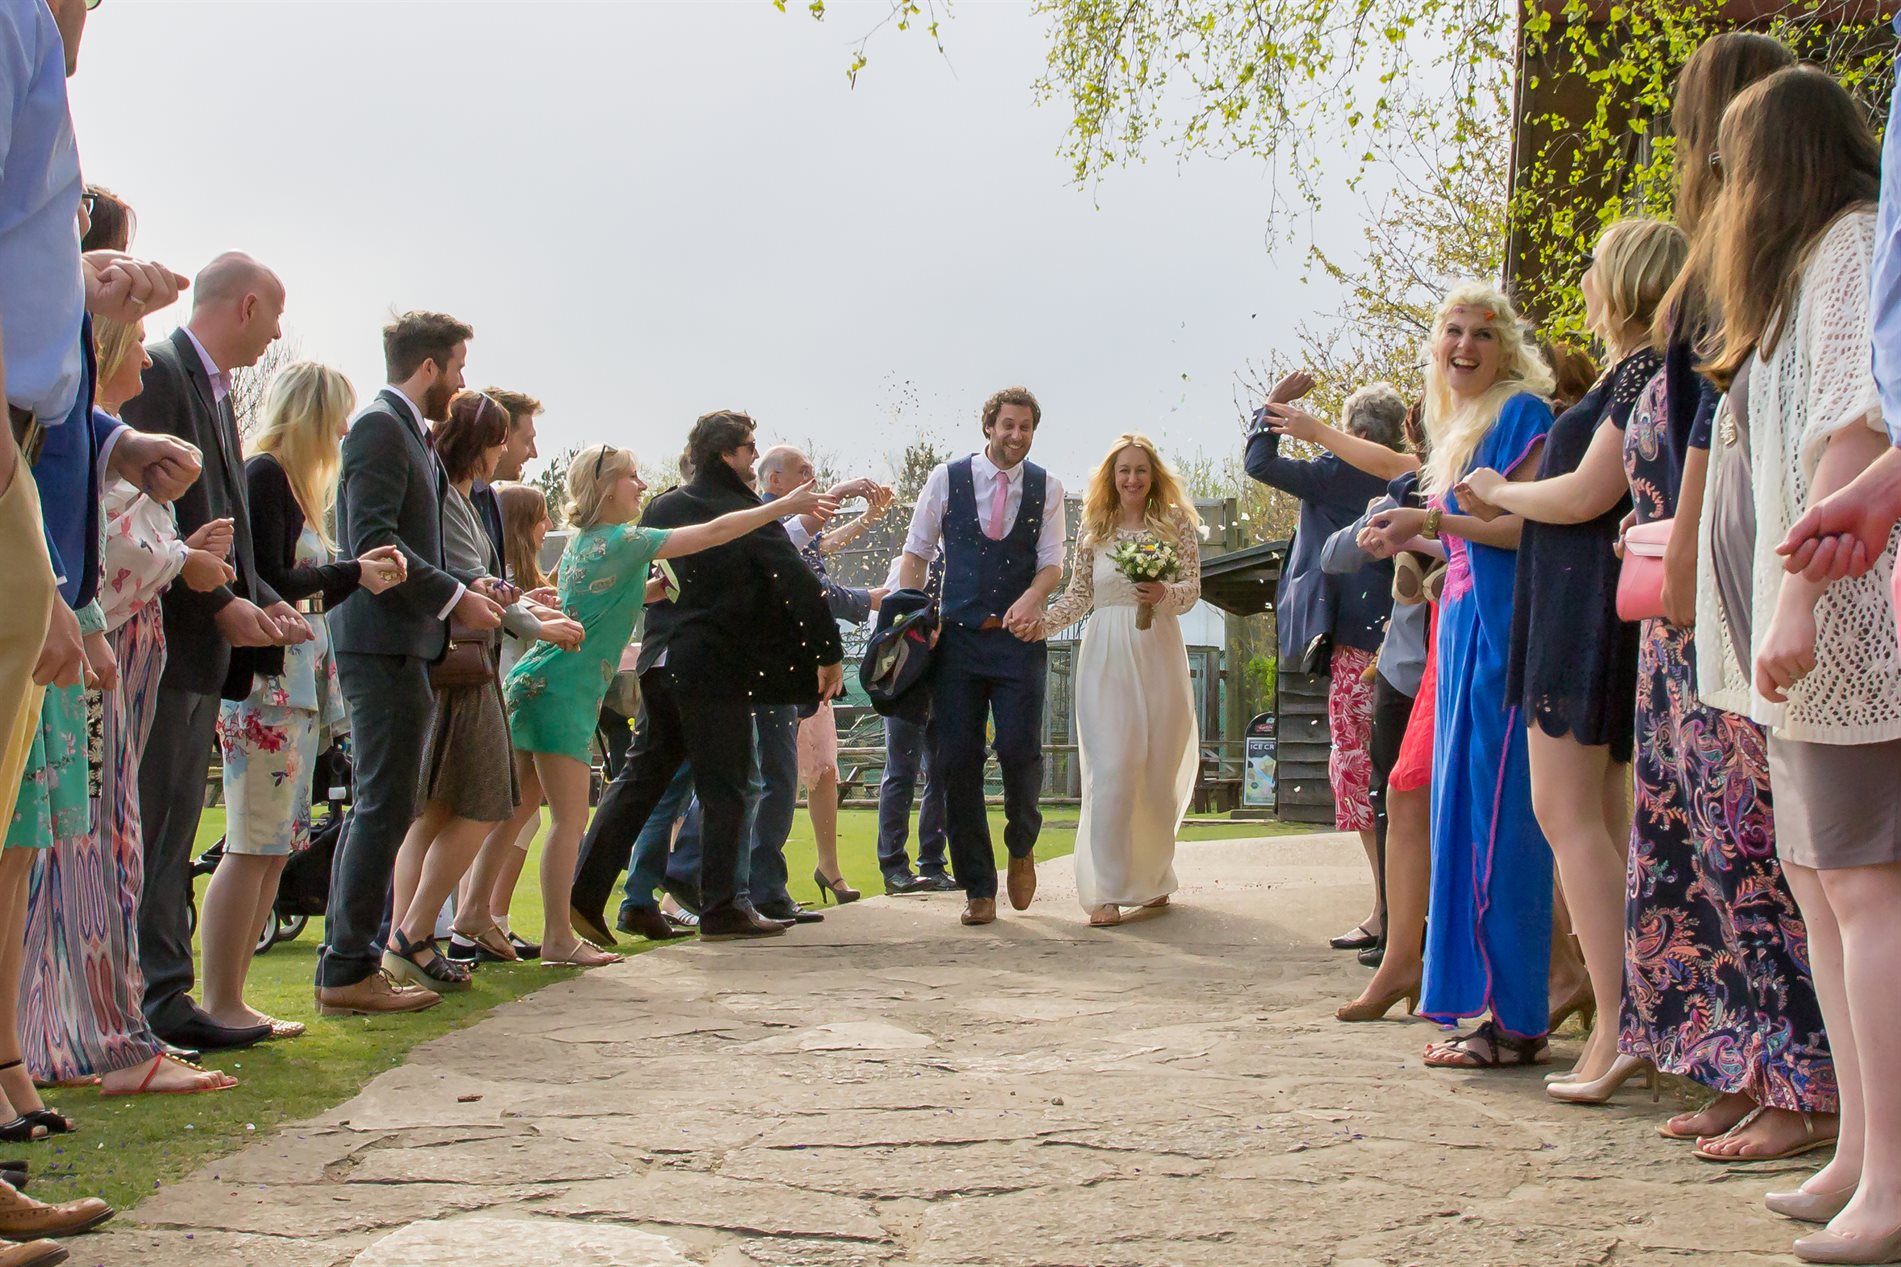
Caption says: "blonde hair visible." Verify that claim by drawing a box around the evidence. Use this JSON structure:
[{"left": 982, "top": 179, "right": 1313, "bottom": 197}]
[
  {"left": 92, "top": 316, "right": 145, "bottom": 391},
  {"left": 1078, "top": 432, "right": 1200, "bottom": 547},
  {"left": 1419, "top": 283, "right": 1555, "bottom": 497},
  {"left": 249, "top": 362, "right": 355, "bottom": 550},
  {"left": 1589, "top": 218, "right": 1688, "bottom": 355},
  {"left": 564, "top": 443, "right": 638, "bottom": 528},
  {"left": 495, "top": 482, "right": 550, "bottom": 590}
]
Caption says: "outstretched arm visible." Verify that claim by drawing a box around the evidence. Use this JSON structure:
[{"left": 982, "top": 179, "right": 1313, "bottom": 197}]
[
  {"left": 656, "top": 481, "right": 835, "bottom": 559},
  {"left": 1261, "top": 404, "right": 1421, "bottom": 482}
]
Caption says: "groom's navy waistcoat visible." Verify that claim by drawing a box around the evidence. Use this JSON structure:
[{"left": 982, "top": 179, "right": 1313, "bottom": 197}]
[{"left": 940, "top": 456, "right": 1047, "bottom": 630}]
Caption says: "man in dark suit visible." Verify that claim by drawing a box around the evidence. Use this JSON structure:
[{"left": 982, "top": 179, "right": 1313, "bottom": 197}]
[
  {"left": 316, "top": 312, "right": 503, "bottom": 1016},
  {"left": 570, "top": 411, "right": 845, "bottom": 942},
  {"left": 123, "top": 252, "right": 314, "bottom": 1052}
]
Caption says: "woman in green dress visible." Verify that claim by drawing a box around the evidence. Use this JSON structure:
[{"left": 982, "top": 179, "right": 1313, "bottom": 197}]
[{"left": 501, "top": 444, "right": 830, "bottom": 966}]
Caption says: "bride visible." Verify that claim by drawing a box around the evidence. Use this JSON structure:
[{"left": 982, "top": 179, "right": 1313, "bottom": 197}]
[{"left": 1041, "top": 433, "right": 1203, "bottom": 926}]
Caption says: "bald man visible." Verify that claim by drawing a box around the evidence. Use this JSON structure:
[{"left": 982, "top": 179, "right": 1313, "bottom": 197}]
[{"left": 122, "top": 251, "right": 306, "bottom": 1053}]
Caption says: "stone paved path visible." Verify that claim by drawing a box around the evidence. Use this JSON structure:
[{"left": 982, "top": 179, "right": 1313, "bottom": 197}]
[{"left": 87, "top": 834, "right": 1818, "bottom": 1265}]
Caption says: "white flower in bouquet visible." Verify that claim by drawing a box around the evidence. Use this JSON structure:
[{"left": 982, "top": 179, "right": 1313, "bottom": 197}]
[{"left": 1107, "top": 534, "right": 1180, "bottom": 629}]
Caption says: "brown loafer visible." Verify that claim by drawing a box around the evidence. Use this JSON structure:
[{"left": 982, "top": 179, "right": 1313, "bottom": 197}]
[
  {"left": 1005, "top": 855, "right": 1036, "bottom": 911},
  {"left": 0, "top": 1238, "right": 68, "bottom": 1266},
  {"left": 0, "top": 1180, "right": 112, "bottom": 1238},
  {"left": 961, "top": 898, "right": 997, "bottom": 926},
  {"left": 315, "top": 970, "right": 441, "bottom": 1017}
]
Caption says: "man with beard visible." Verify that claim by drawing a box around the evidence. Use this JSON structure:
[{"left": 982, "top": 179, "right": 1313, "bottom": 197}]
[
  {"left": 315, "top": 312, "right": 504, "bottom": 1015},
  {"left": 897, "top": 387, "right": 1065, "bottom": 927}
]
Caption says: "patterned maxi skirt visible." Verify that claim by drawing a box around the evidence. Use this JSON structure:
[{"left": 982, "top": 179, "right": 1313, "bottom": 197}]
[
  {"left": 20, "top": 602, "right": 168, "bottom": 1082},
  {"left": 1619, "top": 619, "right": 1834, "bottom": 1111}
]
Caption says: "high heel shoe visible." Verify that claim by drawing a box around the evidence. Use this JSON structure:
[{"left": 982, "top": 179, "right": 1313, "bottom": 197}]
[
  {"left": 1548, "top": 984, "right": 1596, "bottom": 1033},
  {"left": 813, "top": 868, "right": 860, "bottom": 905},
  {"left": 1335, "top": 985, "right": 1419, "bottom": 1022},
  {"left": 1546, "top": 1054, "right": 1657, "bottom": 1105},
  {"left": 1792, "top": 1225, "right": 1901, "bottom": 1264},
  {"left": 1766, "top": 1183, "right": 1856, "bottom": 1224}
]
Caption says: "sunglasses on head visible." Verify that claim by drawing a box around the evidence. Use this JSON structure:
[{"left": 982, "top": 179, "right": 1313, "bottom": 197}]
[{"left": 594, "top": 445, "right": 616, "bottom": 479}]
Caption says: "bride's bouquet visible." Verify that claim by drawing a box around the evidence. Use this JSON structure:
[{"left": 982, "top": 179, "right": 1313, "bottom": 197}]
[{"left": 1107, "top": 534, "right": 1180, "bottom": 630}]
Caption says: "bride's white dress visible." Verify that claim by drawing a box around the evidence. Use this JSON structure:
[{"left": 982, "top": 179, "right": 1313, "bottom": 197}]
[{"left": 1043, "top": 510, "right": 1202, "bottom": 910}]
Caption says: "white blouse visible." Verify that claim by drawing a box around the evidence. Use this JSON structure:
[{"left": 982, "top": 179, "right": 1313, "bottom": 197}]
[{"left": 1696, "top": 209, "right": 1901, "bottom": 744}]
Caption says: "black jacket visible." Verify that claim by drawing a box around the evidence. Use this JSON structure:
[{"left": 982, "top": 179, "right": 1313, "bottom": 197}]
[
  {"left": 327, "top": 389, "right": 468, "bottom": 661},
  {"left": 120, "top": 328, "right": 284, "bottom": 699},
  {"left": 244, "top": 453, "right": 364, "bottom": 610},
  {"left": 637, "top": 461, "right": 843, "bottom": 704}
]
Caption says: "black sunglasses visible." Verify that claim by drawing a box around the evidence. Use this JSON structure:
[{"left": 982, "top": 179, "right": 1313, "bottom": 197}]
[{"left": 594, "top": 444, "right": 615, "bottom": 480}]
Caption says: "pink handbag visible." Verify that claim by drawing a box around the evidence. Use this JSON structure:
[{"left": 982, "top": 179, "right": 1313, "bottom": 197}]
[{"left": 1615, "top": 518, "right": 1673, "bottom": 622}]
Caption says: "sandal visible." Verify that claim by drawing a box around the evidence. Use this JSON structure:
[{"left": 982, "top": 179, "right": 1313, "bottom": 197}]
[
  {"left": 450, "top": 919, "right": 519, "bottom": 963},
  {"left": 1693, "top": 1107, "right": 1838, "bottom": 1163},
  {"left": 100, "top": 1053, "right": 238, "bottom": 1098},
  {"left": 1329, "top": 922, "right": 1380, "bottom": 951},
  {"left": 0, "top": 1061, "right": 68, "bottom": 1137},
  {"left": 256, "top": 1015, "right": 305, "bottom": 1041},
  {"left": 0, "top": 1118, "right": 46, "bottom": 1145},
  {"left": 1088, "top": 905, "right": 1122, "bottom": 927},
  {"left": 542, "top": 940, "right": 622, "bottom": 968},
  {"left": 1142, "top": 895, "right": 1170, "bottom": 909},
  {"left": 383, "top": 930, "right": 473, "bottom": 992},
  {"left": 1423, "top": 1020, "right": 1550, "bottom": 1069},
  {"left": 17, "top": 1109, "right": 72, "bottom": 1137}
]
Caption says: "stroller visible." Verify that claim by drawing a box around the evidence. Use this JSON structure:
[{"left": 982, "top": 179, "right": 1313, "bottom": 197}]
[{"left": 190, "top": 739, "right": 352, "bottom": 955}]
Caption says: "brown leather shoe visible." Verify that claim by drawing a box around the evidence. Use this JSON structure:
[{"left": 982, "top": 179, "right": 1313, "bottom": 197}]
[
  {"left": 0, "top": 1238, "right": 68, "bottom": 1266},
  {"left": 698, "top": 909, "right": 789, "bottom": 941},
  {"left": 961, "top": 898, "right": 997, "bottom": 926},
  {"left": 0, "top": 1179, "right": 111, "bottom": 1238},
  {"left": 1005, "top": 855, "right": 1036, "bottom": 911},
  {"left": 315, "top": 970, "right": 441, "bottom": 1017}
]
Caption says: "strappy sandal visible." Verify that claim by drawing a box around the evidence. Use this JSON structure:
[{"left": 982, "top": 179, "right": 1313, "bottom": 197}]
[
  {"left": 541, "top": 940, "right": 622, "bottom": 968},
  {"left": 1423, "top": 1020, "right": 1549, "bottom": 1069},
  {"left": 100, "top": 1053, "right": 238, "bottom": 1098},
  {"left": 384, "top": 930, "right": 473, "bottom": 992},
  {"left": 0, "top": 1061, "right": 67, "bottom": 1138},
  {"left": 450, "top": 919, "right": 519, "bottom": 963},
  {"left": 0, "top": 1117, "right": 46, "bottom": 1145},
  {"left": 256, "top": 1015, "right": 305, "bottom": 1041},
  {"left": 1693, "top": 1107, "right": 1838, "bottom": 1163}
]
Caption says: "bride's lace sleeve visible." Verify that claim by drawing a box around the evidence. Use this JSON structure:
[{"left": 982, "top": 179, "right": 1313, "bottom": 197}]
[
  {"left": 1158, "top": 508, "right": 1202, "bottom": 615},
  {"left": 1041, "top": 536, "right": 1094, "bottom": 636}
]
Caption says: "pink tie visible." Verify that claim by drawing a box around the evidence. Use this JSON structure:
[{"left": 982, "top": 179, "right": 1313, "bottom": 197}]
[{"left": 984, "top": 473, "right": 1010, "bottom": 541}]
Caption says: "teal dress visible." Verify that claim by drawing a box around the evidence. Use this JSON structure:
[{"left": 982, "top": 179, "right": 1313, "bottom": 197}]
[{"left": 504, "top": 522, "right": 670, "bottom": 763}]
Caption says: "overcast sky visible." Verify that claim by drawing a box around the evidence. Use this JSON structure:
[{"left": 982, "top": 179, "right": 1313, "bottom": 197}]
[{"left": 69, "top": 0, "right": 1358, "bottom": 489}]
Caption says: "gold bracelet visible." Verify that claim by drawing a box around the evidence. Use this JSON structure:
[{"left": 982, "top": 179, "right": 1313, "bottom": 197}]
[{"left": 1423, "top": 507, "right": 1443, "bottom": 539}]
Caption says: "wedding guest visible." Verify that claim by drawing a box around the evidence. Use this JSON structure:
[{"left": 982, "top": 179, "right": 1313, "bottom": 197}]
[
  {"left": 1360, "top": 283, "right": 1557, "bottom": 1069},
  {"left": 124, "top": 251, "right": 311, "bottom": 1052},
  {"left": 466, "top": 388, "right": 540, "bottom": 561},
  {"left": 565, "top": 415, "right": 842, "bottom": 944},
  {"left": 876, "top": 560, "right": 951, "bottom": 894},
  {"left": 19, "top": 312, "right": 236, "bottom": 1096},
  {"left": 455, "top": 480, "right": 563, "bottom": 961},
  {"left": 759, "top": 445, "right": 884, "bottom": 908},
  {"left": 1614, "top": 32, "right": 1833, "bottom": 1161},
  {"left": 1542, "top": 339, "right": 1599, "bottom": 413},
  {"left": 1689, "top": 68, "right": 1900, "bottom": 1259},
  {"left": 385, "top": 392, "right": 577, "bottom": 987},
  {"left": 204, "top": 364, "right": 407, "bottom": 1035},
  {"left": 316, "top": 312, "right": 504, "bottom": 1016},
  {"left": 1457, "top": 217, "right": 1686, "bottom": 1096},
  {"left": 1250, "top": 376, "right": 1402, "bottom": 952},
  {"left": 1040, "top": 434, "right": 1202, "bottom": 925},
  {"left": 898, "top": 388, "right": 1065, "bottom": 927}
]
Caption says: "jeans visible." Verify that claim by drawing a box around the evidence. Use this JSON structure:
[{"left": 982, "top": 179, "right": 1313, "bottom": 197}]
[
  {"left": 620, "top": 761, "right": 695, "bottom": 917},
  {"left": 876, "top": 712, "right": 948, "bottom": 878}
]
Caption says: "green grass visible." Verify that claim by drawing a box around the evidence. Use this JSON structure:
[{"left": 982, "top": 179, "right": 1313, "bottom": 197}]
[{"left": 37, "top": 807, "right": 1294, "bottom": 1212}]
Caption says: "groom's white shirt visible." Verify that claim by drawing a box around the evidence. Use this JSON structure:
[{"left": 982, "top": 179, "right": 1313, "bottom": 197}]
[{"left": 901, "top": 451, "right": 1066, "bottom": 570}]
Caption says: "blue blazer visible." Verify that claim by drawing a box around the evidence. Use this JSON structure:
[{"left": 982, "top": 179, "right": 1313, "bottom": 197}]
[
  {"left": 1244, "top": 413, "right": 1394, "bottom": 662},
  {"left": 35, "top": 321, "right": 109, "bottom": 610}
]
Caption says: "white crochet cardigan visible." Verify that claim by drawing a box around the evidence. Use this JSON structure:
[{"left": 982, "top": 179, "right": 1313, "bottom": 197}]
[{"left": 1695, "top": 209, "right": 1901, "bottom": 744}]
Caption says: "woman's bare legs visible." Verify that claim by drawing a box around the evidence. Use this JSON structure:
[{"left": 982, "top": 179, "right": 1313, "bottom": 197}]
[
  {"left": 0, "top": 849, "right": 52, "bottom": 1123},
  {"left": 1350, "top": 784, "right": 1427, "bottom": 1005},
  {"left": 1782, "top": 861, "right": 1858, "bottom": 1193},
  {"left": 487, "top": 813, "right": 537, "bottom": 925},
  {"left": 809, "top": 767, "right": 843, "bottom": 883},
  {"left": 200, "top": 852, "right": 289, "bottom": 1028},
  {"left": 389, "top": 802, "right": 452, "bottom": 942},
  {"left": 460, "top": 753, "right": 541, "bottom": 937},
  {"left": 536, "top": 753, "right": 618, "bottom": 966},
  {"left": 1528, "top": 730, "right": 1630, "bottom": 1083},
  {"left": 396, "top": 816, "right": 493, "bottom": 947}
]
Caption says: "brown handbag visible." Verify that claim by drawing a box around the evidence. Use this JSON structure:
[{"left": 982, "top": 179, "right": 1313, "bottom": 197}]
[{"left": 429, "top": 621, "right": 496, "bottom": 689}]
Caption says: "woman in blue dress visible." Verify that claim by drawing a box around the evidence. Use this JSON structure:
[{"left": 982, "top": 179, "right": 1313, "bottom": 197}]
[{"left": 1363, "top": 282, "right": 1557, "bottom": 1067}]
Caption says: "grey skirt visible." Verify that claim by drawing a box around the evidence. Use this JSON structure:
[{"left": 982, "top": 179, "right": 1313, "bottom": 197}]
[
  {"left": 1768, "top": 733, "right": 1901, "bottom": 870},
  {"left": 417, "top": 676, "right": 520, "bottom": 823}
]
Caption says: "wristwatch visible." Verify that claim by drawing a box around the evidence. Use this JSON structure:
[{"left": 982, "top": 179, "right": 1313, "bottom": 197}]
[{"left": 1423, "top": 507, "right": 1443, "bottom": 540}]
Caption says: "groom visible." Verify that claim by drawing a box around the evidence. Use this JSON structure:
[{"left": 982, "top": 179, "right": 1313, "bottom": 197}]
[{"left": 897, "top": 387, "right": 1066, "bottom": 927}]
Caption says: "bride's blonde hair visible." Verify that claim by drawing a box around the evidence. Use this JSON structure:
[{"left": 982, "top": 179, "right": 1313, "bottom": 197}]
[
  {"left": 1418, "top": 282, "right": 1554, "bottom": 497},
  {"left": 1078, "top": 432, "right": 1199, "bottom": 547}
]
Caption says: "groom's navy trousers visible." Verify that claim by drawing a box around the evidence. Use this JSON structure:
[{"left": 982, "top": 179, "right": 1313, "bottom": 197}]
[{"left": 931, "top": 623, "right": 1046, "bottom": 901}]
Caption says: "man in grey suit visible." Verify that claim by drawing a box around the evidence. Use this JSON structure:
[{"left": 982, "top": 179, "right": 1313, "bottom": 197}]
[
  {"left": 315, "top": 312, "right": 503, "bottom": 1016},
  {"left": 125, "top": 252, "right": 312, "bottom": 1052}
]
